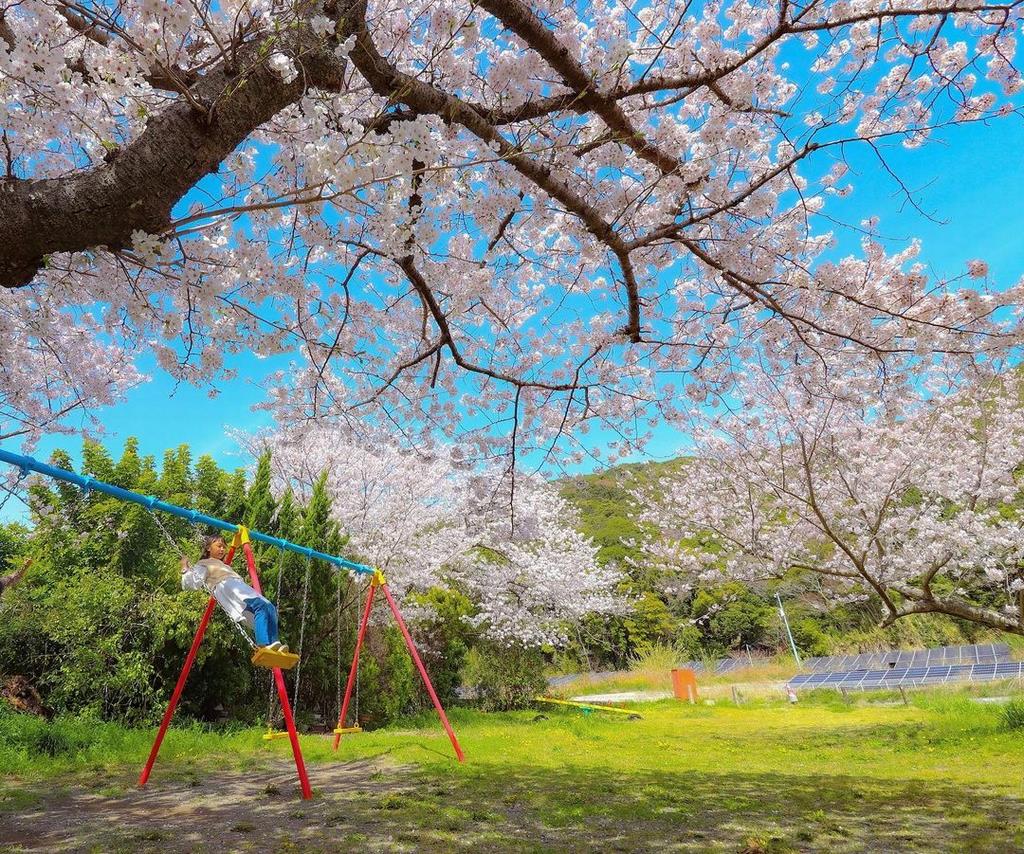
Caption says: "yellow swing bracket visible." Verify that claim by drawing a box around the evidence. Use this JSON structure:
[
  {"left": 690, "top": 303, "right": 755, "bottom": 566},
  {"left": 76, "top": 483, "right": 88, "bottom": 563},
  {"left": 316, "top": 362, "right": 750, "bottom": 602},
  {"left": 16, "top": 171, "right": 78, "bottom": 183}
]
[{"left": 230, "top": 525, "right": 251, "bottom": 548}]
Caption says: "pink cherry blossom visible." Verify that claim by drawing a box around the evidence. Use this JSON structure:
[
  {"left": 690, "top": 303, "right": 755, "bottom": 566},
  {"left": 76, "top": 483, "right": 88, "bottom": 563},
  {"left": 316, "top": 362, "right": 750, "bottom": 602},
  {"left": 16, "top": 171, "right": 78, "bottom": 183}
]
[
  {"left": 642, "top": 359, "right": 1024, "bottom": 635},
  {"left": 252, "top": 425, "right": 623, "bottom": 645},
  {"left": 0, "top": 0, "right": 1021, "bottom": 463}
]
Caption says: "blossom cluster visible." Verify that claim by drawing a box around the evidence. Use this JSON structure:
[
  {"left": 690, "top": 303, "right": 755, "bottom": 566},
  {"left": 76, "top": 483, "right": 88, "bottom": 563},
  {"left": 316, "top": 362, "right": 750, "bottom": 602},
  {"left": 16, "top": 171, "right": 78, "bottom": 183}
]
[
  {"left": 643, "top": 360, "right": 1024, "bottom": 631},
  {"left": 254, "top": 425, "right": 623, "bottom": 646}
]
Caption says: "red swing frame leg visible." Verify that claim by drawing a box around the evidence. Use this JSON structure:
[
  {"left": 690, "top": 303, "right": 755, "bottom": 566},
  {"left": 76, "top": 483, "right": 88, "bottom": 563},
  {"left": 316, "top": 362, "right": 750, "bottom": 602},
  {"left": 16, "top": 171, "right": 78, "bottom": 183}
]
[
  {"left": 239, "top": 540, "right": 312, "bottom": 800},
  {"left": 379, "top": 581, "right": 465, "bottom": 763},
  {"left": 333, "top": 580, "right": 377, "bottom": 749},
  {"left": 138, "top": 534, "right": 313, "bottom": 800},
  {"left": 138, "top": 596, "right": 216, "bottom": 788}
]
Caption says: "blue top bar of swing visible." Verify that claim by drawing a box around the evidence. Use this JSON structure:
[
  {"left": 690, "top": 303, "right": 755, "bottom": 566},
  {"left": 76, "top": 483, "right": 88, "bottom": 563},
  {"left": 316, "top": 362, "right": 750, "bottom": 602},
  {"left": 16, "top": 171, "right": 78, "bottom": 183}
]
[{"left": 0, "top": 448, "right": 375, "bottom": 575}]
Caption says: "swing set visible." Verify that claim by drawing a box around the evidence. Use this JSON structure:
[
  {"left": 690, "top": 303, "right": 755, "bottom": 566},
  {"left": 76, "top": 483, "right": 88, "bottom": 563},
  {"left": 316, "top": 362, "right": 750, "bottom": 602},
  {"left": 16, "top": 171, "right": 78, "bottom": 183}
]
[{"left": 0, "top": 448, "right": 464, "bottom": 801}]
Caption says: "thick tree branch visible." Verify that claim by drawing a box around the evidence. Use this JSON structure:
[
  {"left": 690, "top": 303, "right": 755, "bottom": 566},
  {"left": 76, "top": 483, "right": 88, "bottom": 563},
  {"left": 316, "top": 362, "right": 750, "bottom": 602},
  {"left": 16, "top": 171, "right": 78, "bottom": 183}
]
[
  {"left": 0, "top": 19, "right": 349, "bottom": 288},
  {"left": 887, "top": 581, "right": 1023, "bottom": 635}
]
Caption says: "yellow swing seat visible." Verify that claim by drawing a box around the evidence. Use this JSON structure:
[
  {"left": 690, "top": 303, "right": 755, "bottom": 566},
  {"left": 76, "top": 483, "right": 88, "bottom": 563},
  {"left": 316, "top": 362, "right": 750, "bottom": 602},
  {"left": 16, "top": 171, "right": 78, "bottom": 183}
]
[
  {"left": 251, "top": 646, "right": 300, "bottom": 671},
  {"left": 333, "top": 726, "right": 363, "bottom": 735},
  {"left": 262, "top": 730, "right": 290, "bottom": 741}
]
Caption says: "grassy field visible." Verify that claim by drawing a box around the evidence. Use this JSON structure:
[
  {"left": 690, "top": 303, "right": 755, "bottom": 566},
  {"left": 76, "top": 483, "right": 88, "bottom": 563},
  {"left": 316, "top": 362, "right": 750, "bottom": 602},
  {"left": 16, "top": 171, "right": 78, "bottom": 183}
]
[{"left": 2, "top": 689, "right": 1024, "bottom": 852}]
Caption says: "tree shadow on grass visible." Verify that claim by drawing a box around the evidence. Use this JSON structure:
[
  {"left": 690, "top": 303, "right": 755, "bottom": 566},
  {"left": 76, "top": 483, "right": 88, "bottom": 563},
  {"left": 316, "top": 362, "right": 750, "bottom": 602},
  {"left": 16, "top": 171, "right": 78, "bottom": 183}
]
[{"left": 0, "top": 756, "right": 1020, "bottom": 853}]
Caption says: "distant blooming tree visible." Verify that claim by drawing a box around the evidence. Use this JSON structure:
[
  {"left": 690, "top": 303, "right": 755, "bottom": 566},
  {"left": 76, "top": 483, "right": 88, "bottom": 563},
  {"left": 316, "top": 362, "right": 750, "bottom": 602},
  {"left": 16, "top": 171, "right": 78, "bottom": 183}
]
[
  {"left": 643, "top": 363, "right": 1024, "bottom": 634},
  {"left": 1, "top": 1, "right": 1023, "bottom": 456},
  {"left": 257, "top": 427, "right": 623, "bottom": 645}
]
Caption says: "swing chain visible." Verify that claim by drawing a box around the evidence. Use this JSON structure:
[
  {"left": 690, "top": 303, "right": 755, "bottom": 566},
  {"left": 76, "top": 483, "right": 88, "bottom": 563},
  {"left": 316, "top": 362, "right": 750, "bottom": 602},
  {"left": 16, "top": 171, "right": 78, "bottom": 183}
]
[
  {"left": 149, "top": 506, "right": 187, "bottom": 560},
  {"left": 266, "top": 548, "right": 286, "bottom": 732},
  {"left": 290, "top": 554, "right": 312, "bottom": 714},
  {"left": 336, "top": 567, "right": 343, "bottom": 725}
]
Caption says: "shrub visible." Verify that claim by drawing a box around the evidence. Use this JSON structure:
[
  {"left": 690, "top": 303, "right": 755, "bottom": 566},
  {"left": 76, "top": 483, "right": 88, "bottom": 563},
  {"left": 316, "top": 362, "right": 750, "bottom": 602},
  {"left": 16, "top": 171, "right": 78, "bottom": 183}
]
[
  {"left": 791, "top": 618, "right": 831, "bottom": 658},
  {"left": 627, "top": 642, "right": 680, "bottom": 674},
  {"left": 357, "top": 626, "right": 417, "bottom": 728},
  {"left": 404, "top": 588, "right": 474, "bottom": 707},
  {"left": 462, "top": 643, "right": 545, "bottom": 711},
  {"left": 1001, "top": 700, "right": 1024, "bottom": 731}
]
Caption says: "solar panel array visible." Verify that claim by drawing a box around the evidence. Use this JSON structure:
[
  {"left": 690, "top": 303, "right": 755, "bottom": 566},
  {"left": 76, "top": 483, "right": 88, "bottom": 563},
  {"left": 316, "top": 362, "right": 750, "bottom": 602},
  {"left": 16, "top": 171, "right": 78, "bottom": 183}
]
[
  {"left": 801, "top": 643, "right": 1010, "bottom": 674},
  {"left": 790, "top": 660, "right": 1024, "bottom": 691}
]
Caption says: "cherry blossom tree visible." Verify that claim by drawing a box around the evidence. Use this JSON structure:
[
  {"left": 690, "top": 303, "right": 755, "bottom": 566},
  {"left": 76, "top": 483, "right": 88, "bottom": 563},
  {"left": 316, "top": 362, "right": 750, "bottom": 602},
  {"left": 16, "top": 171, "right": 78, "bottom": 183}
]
[
  {"left": 1, "top": 0, "right": 1023, "bottom": 458},
  {"left": 255, "top": 426, "right": 623, "bottom": 645},
  {"left": 643, "top": 362, "right": 1024, "bottom": 635}
]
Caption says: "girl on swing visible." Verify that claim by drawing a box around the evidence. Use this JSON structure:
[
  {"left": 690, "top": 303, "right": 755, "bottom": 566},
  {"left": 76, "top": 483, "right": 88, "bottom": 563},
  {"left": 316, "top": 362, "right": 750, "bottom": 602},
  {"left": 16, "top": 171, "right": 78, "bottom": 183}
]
[{"left": 180, "top": 534, "right": 289, "bottom": 654}]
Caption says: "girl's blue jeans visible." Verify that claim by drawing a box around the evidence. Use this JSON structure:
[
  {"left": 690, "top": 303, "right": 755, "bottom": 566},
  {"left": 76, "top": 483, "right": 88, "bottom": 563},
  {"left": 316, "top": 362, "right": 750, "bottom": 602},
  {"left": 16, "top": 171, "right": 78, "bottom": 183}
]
[{"left": 244, "top": 596, "right": 279, "bottom": 646}]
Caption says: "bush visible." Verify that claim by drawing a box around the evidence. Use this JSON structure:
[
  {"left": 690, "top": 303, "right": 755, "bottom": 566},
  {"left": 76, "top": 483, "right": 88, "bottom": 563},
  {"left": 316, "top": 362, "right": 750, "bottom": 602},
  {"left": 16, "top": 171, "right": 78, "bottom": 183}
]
[
  {"left": 627, "top": 642, "right": 680, "bottom": 674},
  {"left": 690, "top": 584, "right": 774, "bottom": 654},
  {"left": 357, "top": 626, "right": 417, "bottom": 729},
  {"left": 1001, "top": 700, "right": 1024, "bottom": 731},
  {"left": 674, "top": 625, "right": 704, "bottom": 661},
  {"left": 404, "top": 588, "right": 474, "bottom": 708},
  {"left": 791, "top": 618, "right": 831, "bottom": 658},
  {"left": 462, "top": 643, "right": 545, "bottom": 711}
]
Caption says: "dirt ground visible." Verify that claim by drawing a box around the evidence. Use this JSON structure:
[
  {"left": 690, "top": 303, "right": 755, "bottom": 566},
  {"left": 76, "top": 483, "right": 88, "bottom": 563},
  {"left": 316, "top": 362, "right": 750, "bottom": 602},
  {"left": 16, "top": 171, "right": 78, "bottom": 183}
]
[
  {"left": 0, "top": 757, "right": 429, "bottom": 853},
  {"left": 3, "top": 751, "right": 1024, "bottom": 853}
]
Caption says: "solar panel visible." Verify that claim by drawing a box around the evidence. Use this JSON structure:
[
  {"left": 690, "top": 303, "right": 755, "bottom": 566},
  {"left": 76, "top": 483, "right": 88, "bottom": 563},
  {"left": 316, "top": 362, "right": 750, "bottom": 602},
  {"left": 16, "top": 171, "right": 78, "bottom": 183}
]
[
  {"left": 785, "top": 655, "right": 1024, "bottom": 692},
  {"left": 802, "top": 643, "right": 1014, "bottom": 674}
]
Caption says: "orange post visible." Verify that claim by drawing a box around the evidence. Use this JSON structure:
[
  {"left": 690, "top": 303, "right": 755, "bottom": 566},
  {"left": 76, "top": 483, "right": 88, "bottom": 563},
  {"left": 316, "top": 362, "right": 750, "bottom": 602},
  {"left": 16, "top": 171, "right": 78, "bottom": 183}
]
[{"left": 671, "top": 668, "right": 698, "bottom": 703}]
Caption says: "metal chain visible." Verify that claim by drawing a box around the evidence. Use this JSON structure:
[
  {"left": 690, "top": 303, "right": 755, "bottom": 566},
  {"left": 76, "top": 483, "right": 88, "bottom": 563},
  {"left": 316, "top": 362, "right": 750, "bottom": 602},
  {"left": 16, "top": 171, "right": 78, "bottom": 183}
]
[
  {"left": 336, "top": 568, "right": 343, "bottom": 723},
  {"left": 267, "top": 548, "right": 286, "bottom": 730},
  {"left": 290, "top": 555, "right": 312, "bottom": 713},
  {"left": 149, "top": 507, "right": 187, "bottom": 559},
  {"left": 229, "top": 614, "right": 257, "bottom": 649}
]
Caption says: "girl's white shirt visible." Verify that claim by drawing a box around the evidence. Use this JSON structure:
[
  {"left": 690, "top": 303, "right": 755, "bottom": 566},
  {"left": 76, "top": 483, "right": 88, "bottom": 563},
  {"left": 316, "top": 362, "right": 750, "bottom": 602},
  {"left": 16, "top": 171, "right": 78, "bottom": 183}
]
[{"left": 181, "top": 558, "right": 258, "bottom": 627}]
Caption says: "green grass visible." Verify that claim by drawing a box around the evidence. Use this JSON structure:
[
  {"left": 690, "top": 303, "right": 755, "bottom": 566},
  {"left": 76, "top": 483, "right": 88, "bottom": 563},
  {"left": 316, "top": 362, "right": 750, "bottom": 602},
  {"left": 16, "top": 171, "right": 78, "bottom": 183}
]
[{"left": 3, "top": 692, "right": 1024, "bottom": 851}]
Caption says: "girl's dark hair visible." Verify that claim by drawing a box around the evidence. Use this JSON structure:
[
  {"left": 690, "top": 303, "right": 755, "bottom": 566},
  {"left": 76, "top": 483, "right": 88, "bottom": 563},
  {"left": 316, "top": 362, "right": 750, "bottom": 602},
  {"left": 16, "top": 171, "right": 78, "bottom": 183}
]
[{"left": 201, "top": 534, "right": 226, "bottom": 559}]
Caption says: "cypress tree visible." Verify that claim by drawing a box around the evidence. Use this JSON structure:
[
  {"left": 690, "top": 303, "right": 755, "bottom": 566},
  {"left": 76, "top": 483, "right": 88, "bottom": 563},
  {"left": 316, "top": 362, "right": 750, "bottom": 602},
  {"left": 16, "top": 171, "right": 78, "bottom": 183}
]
[
  {"left": 194, "top": 455, "right": 228, "bottom": 517},
  {"left": 244, "top": 451, "right": 276, "bottom": 534}
]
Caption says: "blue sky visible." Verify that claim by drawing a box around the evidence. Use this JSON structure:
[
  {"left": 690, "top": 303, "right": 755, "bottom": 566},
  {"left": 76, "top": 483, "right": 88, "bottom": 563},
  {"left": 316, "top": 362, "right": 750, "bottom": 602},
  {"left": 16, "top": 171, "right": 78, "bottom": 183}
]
[{"left": 3, "top": 100, "right": 1023, "bottom": 523}]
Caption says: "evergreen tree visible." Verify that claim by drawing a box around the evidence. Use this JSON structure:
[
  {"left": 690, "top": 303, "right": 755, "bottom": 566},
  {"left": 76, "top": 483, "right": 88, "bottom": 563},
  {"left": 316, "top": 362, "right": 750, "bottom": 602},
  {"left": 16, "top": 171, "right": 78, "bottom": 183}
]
[
  {"left": 224, "top": 468, "right": 248, "bottom": 525},
  {"left": 111, "top": 437, "right": 143, "bottom": 489},
  {"left": 244, "top": 451, "right": 276, "bottom": 532},
  {"left": 298, "top": 472, "right": 335, "bottom": 553},
  {"left": 157, "top": 445, "right": 193, "bottom": 506},
  {"left": 193, "top": 455, "right": 228, "bottom": 518},
  {"left": 81, "top": 441, "right": 116, "bottom": 483}
]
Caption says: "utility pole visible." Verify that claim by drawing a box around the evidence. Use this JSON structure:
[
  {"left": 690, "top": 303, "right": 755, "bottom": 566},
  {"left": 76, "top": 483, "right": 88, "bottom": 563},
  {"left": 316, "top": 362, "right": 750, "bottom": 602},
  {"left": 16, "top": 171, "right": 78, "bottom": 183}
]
[{"left": 776, "top": 592, "right": 801, "bottom": 667}]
